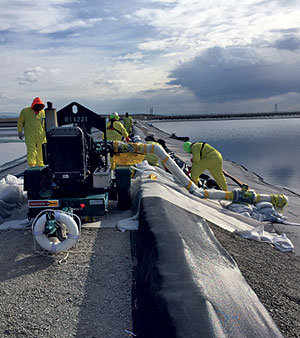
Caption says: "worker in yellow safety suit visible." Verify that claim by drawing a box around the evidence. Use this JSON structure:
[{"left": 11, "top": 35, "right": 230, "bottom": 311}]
[
  {"left": 103, "top": 112, "right": 129, "bottom": 141},
  {"left": 183, "top": 141, "right": 228, "bottom": 191},
  {"left": 17, "top": 97, "right": 46, "bottom": 167},
  {"left": 123, "top": 112, "right": 133, "bottom": 134}
]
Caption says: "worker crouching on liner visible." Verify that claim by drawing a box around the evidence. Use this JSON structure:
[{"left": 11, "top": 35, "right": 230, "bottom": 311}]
[
  {"left": 183, "top": 141, "right": 228, "bottom": 191},
  {"left": 17, "top": 97, "right": 46, "bottom": 167}
]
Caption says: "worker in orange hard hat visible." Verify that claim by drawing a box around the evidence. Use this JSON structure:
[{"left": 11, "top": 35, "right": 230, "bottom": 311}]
[{"left": 17, "top": 97, "right": 46, "bottom": 167}]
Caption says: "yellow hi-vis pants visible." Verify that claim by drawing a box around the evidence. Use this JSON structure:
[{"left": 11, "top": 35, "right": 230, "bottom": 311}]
[
  {"left": 191, "top": 151, "right": 228, "bottom": 191},
  {"left": 26, "top": 141, "right": 45, "bottom": 167}
]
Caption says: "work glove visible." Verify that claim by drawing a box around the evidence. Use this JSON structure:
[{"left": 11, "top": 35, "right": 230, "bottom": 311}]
[{"left": 18, "top": 132, "right": 24, "bottom": 140}]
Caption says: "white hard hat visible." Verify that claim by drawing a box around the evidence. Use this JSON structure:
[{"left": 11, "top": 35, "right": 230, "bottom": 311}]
[{"left": 109, "top": 112, "right": 119, "bottom": 119}]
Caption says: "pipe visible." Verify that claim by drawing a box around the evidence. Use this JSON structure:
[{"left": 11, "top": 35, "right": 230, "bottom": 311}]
[
  {"left": 45, "top": 101, "right": 58, "bottom": 132},
  {"left": 113, "top": 141, "right": 288, "bottom": 210}
]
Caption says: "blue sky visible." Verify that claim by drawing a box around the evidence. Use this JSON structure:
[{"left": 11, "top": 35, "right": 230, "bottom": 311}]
[{"left": 1, "top": 0, "right": 300, "bottom": 115}]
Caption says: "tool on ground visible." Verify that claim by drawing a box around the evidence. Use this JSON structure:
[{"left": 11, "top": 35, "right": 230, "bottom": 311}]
[{"left": 223, "top": 169, "right": 245, "bottom": 188}]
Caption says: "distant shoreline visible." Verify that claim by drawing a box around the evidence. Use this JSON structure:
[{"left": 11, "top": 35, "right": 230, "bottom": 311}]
[
  {"left": 134, "top": 110, "right": 300, "bottom": 121},
  {"left": 1, "top": 111, "right": 300, "bottom": 127}
]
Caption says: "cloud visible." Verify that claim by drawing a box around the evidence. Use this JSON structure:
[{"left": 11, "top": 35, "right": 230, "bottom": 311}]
[
  {"left": 274, "top": 35, "right": 300, "bottom": 51},
  {"left": 2, "top": 1, "right": 300, "bottom": 114},
  {"left": 39, "top": 18, "right": 102, "bottom": 34},
  {"left": 138, "top": 39, "right": 177, "bottom": 52},
  {"left": 105, "top": 79, "right": 128, "bottom": 85},
  {"left": 113, "top": 52, "right": 145, "bottom": 62},
  {"left": 0, "top": 1, "right": 71, "bottom": 33},
  {"left": 0, "top": 93, "right": 9, "bottom": 99},
  {"left": 17, "top": 66, "right": 59, "bottom": 85},
  {"left": 17, "top": 67, "right": 46, "bottom": 85},
  {"left": 168, "top": 46, "right": 300, "bottom": 103},
  {"left": 0, "top": 0, "right": 102, "bottom": 37},
  {"left": 94, "top": 79, "right": 129, "bottom": 91}
]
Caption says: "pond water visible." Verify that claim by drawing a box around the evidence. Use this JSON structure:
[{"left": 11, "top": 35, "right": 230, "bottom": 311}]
[{"left": 153, "top": 118, "right": 300, "bottom": 194}]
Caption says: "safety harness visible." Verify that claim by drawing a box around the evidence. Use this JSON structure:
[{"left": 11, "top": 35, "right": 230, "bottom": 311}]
[
  {"left": 107, "top": 119, "right": 123, "bottom": 136},
  {"left": 191, "top": 142, "right": 206, "bottom": 158}
]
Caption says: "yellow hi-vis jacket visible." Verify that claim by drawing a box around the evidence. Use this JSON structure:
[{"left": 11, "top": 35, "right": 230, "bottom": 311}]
[
  {"left": 123, "top": 115, "right": 133, "bottom": 133},
  {"left": 103, "top": 119, "right": 128, "bottom": 141},
  {"left": 17, "top": 97, "right": 46, "bottom": 167},
  {"left": 190, "top": 142, "right": 228, "bottom": 191}
]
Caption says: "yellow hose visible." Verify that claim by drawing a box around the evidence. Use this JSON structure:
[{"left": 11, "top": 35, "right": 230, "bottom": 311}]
[{"left": 113, "top": 141, "right": 288, "bottom": 210}]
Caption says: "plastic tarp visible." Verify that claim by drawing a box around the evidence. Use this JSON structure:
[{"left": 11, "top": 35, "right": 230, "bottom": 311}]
[
  {"left": 117, "top": 214, "right": 139, "bottom": 232},
  {"left": 134, "top": 196, "right": 283, "bottom": 338},
  {"left": 235, "top": 225, "right": 294, "bottom": 252},
  {"left": 0, "top": 175, "right": 28, "bottom": 227},
  {"left": 129, "top": 163, "right": 285, "bottom": 337},
  {"left": 131, "top": 172, "right": 284, "bottom": 337},
  {"left": 130, "top": 162, "right": 293, "bottom": 252},
  {"left": 225, "top": 202, "right": 300, "bottom": 227}
]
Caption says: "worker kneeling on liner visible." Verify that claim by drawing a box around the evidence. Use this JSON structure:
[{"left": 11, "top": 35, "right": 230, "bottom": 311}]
[
  {"left": 17, "top": 97, "right": 46, "bottom": 167},
  {"left": 103, "top": 112, "right": 129, "bottom": 141},
  {"left": 183, "top": 141, "right": 228, "bottom": 191}
]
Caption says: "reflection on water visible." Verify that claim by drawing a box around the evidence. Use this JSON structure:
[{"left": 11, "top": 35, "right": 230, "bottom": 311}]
[
  {"left": 153, "top": 118, "right": 300, "bottom": 194},
  {"left": 0, "top": 128, "right": 27, "bottom": 167},
  {"left": 0, "top": 127, "right": 21, "bottom": 142}
]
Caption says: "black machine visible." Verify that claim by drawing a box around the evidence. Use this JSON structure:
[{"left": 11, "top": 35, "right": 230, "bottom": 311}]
[{"left": 24, "top": 102, "right": 132, "bottom": 220}]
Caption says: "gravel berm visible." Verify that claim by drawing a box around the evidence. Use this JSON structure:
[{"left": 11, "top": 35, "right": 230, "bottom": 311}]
[
  {"left": 0, "top": 227, "right": 133, "bottom": 338},
  {"left": 209, "top": 223, "right": 300, "bottom": 338}
]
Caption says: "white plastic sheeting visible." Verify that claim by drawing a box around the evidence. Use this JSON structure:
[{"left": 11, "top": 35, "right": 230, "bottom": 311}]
[
  {"left": 117, "top": 213, "right": 139, "bottom": 232},
  {"left": 235, "top": 225, "right": 294, "bottom": 252},
  {"left": 130, "top": 161, "right": 295, "bottom": 253},
  {"left": 0, "top": 175, "right": 28, "bottom": 226},
  {"left": 226, "top": 201, "right": 300, "bottom": 226}
]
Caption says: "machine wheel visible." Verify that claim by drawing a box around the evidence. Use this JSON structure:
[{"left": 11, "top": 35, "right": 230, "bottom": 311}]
[{"left": 117, "top": 188, "right": 132, "bottom": 210}]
